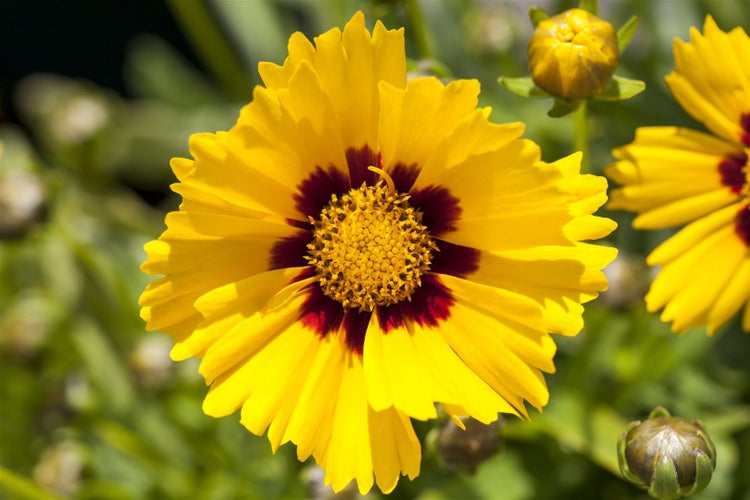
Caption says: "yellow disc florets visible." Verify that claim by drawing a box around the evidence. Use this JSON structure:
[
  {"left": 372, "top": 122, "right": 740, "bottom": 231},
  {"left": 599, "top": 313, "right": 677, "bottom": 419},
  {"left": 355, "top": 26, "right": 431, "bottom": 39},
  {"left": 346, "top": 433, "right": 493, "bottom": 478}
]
[{"left": 305, "top": 177, "right": 437, "bottom": 312}]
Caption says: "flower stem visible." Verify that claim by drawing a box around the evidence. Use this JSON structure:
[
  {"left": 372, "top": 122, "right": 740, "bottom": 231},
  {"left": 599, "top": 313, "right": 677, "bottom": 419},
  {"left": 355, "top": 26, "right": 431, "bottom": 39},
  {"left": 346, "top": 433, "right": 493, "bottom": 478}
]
[
  {"left": 573, "top": 99, "right": 590, "bottom": 173},
  {"left": 405, "top": 0, "right": 434, "bottom": 60},
  {"left": 166, "top": 0, "right": 250, "bottom": 100}
]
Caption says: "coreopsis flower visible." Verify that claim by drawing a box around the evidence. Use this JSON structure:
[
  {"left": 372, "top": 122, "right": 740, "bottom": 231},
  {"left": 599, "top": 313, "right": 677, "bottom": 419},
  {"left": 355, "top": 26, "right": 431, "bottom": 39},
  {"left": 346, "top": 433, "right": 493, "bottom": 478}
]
[
  {"left": 527, "top": 8, "right": 619, "bottom": 102},
  {"left": 606, "top": 16, "right": 750, "bottom": 334},
  {"left": 139, "top": 11, "right": 617, "bottom": 494}
]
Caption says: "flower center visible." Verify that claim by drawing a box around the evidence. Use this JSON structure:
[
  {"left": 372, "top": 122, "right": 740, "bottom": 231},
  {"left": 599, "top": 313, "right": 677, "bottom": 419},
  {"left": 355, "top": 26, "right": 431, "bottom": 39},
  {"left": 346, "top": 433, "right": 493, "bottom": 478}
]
[{"left": 305, "top": 175, "right": 437, "bottom": 312}]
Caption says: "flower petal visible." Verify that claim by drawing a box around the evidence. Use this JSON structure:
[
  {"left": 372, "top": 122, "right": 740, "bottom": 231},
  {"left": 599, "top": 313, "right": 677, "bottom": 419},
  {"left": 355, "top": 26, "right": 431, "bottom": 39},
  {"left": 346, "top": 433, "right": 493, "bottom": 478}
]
[
  {"left": 363, "top": 313, "right": 514, "bottom": 422},
  {"left": 646, "top": 219, "right": 745, "bottom": 332},
  {"left": 666, "top": 17, "right": 750, "bottom": 145},
  {"left": 436, "top": 274, "right": 555, "bottom": 414},
  {"left": 378, "top": 78, "right": 483, "bottom": 175}
]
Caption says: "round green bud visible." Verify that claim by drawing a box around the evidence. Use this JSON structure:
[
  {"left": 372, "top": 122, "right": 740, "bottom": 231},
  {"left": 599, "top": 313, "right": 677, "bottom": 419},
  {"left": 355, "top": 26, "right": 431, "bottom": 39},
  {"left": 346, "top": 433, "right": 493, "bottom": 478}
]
[{"left": 618, "top": 407, "right": 716, "bottom": 499}]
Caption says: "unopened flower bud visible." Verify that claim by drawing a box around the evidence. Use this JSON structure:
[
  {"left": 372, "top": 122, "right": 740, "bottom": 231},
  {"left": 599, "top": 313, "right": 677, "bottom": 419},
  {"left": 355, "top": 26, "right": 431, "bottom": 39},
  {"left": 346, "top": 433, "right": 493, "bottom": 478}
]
[
  {"left": 618, "top": 407, "right": 716, "bottom": 499},
  {"left": 527, "top": 8, "right": 619, "bottom": 101},
  {"left": 436, "top": 416, "right": 503, "bottom": 471}
]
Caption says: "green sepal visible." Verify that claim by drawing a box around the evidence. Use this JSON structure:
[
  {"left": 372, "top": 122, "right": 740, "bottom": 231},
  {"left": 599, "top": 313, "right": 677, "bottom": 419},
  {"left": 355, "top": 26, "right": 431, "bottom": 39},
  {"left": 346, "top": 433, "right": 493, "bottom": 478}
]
[
  {"left": 649, "top": 406, "right": 672, "bottom": 419},
  {"left": 648, "top": 458, "right": 681, "bottom": 500},
  {"left": 497, "top": 76, "right": 549, "bottom": 98},
  {"left": 687, "top": 451, "right": 715, "bottom": 496},
  {"left": 547, "top": 98, "right": 581, "bottom": 118},
  {"left": 578, "top": 0, "right": 599, "bottom": 15},
  {"left": 594, "top": 75, "right": 646, "bottom": 101},
  {"left": 406, "top": 58, "right": 453, "bottom": 78},
  {"left": 617, "top": 430, "right": 647, "bottom": 487},
  {"left": 528, "top": 6, "right": 548, "bottom": 28},
  {"left": 617, "top": 16, "right": 639, "bottom": 54}
]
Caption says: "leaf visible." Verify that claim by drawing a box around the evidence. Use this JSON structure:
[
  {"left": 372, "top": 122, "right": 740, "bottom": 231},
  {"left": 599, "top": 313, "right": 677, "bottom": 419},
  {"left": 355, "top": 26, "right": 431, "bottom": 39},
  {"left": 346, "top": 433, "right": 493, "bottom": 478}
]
[
  {"left": 547, "top": 97, "right": 581, "bottom": 118},
  {"left": 0, "top": 465, "right": 63, "bottom": 500},
  {"left": 594, "top": 75, "right": 646, "bottom": 101},
  {"left": 504, "top": 390, "right": 628, "bottom": 476},
  {"left": 617, "top": 16, "right": 639, "bottom": 54},
  {"left": 578, "top": 0, "right": 599, "bottom": 16},
  {"left": 498, "top": 76, "right": 549, "bottom": 98},
  {"left": 71, "top": 319, "right": 135, "bottom": 416},
  {"left": 528, "top": 6, "right": 549, "bottom": 28}
]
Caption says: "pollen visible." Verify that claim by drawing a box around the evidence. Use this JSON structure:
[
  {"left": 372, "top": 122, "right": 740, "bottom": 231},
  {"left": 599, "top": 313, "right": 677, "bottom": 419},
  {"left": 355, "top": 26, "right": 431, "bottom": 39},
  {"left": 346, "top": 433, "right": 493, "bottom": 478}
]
[{"left": 305, "top": 180, "right": 437, "bottom": 312}]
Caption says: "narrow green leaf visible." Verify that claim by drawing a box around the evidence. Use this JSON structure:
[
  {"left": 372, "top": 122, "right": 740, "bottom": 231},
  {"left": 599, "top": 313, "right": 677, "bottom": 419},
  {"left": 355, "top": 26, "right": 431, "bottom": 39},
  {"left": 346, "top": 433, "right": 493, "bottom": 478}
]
[
  {"left": 594, "top": 75, "right": 646, "bottom": 101},
  {"left": 0, "top": 465, "right": 63, "bottom": 500},
  {"left": 498, "top": 76, "right": 549, "bottom": 98},
  {"left": 547, "top": 98, "right": 581, "bottom": 118},
  {"left": 617, "top": 16, "right": 639, "bottom": 54},
  {"left": 578, "top": 0, "right": 599, "bottom": 16},
  {"left": 528, "top": 6, "right": 549, "bottom": 28},
  {"left": 166, "top": 0, "right": 251, "bottom": 100},
  {"left": 71, "top": 319, "right": 135, "bottom": 415}
]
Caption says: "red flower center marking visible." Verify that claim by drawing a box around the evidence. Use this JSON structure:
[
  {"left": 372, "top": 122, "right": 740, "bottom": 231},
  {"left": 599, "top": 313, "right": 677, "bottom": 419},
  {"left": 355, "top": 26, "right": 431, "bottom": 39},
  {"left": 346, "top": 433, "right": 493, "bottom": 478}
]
[
  {"left": 735, "top": 204, "right": 750, "bottom": 247},
  {"left": 269, "top": 146, "right": 480, "bottom": 354},
  {"left": 718, "top": 151, "right": 747, "bottom": 194},
  {"left": 741, "top": 112, "right": 750, "bottom": 147}
]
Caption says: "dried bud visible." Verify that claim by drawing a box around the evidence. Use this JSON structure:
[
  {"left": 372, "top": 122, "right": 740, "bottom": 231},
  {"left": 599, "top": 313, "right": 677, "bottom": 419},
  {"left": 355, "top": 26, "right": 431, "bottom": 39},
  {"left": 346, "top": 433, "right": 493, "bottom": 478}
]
[
  {"left": 436, "top": 416, "right": 502, "bottom": 471},
  {"left": 0, "top": 169, "right": 47, "bottom": 239},
  {"left": 618, "top": 407, "right": 716, "bottom": 499},
  {"left": 527, "top": 8, "right": 619, "bottom": 101}
]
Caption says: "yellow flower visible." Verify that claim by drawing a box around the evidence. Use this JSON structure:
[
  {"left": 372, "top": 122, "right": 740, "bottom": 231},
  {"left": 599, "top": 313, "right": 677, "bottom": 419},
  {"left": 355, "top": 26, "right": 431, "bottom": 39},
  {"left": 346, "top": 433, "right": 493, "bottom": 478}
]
[
  {"left": 528, "top": 8, "right": 619, "bottom": 101},
  {"left": 139, "top": 12, "right": 616, "bottom": 494},
  {"left": 607, "top": 16, "right": 750, "bottom": 334}
]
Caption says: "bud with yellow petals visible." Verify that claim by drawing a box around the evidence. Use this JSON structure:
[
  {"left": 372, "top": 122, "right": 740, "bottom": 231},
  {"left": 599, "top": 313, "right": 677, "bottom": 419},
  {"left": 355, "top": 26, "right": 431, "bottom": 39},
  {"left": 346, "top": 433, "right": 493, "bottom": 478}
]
[
  {"left": 499, "top": 2, "right": 644, "bottom": 118},
  {"left": 527, "top": 8, "right": 619, "bottom": 102}
]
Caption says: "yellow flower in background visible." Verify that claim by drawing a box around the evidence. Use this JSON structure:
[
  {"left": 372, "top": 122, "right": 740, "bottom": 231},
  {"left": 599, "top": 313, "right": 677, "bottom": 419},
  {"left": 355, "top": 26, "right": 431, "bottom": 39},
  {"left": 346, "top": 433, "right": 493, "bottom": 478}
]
[
  {"left": 140, "top": 11, "right": 616, "bottom": 494},
  {"left": 527, "top": 8, "right": 619, "bottom": 102},
  {"left": 607, "top": 16, "right": 750, "bottom": 334}
]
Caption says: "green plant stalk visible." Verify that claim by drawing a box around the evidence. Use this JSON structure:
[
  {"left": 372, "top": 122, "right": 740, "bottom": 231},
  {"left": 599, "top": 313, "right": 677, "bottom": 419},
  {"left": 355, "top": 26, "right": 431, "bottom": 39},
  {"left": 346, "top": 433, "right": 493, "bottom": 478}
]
[
  {"left": 573, "top": 99, "right": 590, "bottom": 172},
  {"left": 405, "top": 0, "right": 434, "bottom": 60},
  {"left": 166, "top": 0, "right": 251, "bottom": 100}
]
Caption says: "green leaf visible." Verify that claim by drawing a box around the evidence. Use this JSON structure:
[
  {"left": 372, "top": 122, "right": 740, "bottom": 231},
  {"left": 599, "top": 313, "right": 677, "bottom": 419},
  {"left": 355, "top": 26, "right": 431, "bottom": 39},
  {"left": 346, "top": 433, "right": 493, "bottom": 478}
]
[
  {"left": 528, "top": 6, "right": 548, "bottom": 27},
  {"left": 0, "top": 465, "right": 63, "bottom": 500},
  {"left": 498, "top": 76, "right": 549, "bottom": 98},
  {"left": 165, "top": 0, "right": 252, "bottom": 100},
  {"left": 578, "top": 0, "right": 599, "bottom": 16},
  {"left": 547, "top": 98, "right": 581, "bottom": 118},
  {"left": 594, "top": 75, "right": 646, "bottom": 101},
  {"left": 617, "top": 16, "right": 639, "bottom": 54},
  {"left": 71, "top": 319, "right": 135, "bottom": 415},
  {"left": 125, "top": 34, "right": 222, "bottom": 107}
]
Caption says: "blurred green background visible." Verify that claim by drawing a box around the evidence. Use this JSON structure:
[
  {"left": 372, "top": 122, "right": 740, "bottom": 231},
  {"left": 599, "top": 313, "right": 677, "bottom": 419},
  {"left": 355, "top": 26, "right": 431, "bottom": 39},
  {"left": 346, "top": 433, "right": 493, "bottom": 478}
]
[{"left": 1, "top": 1, "right": 749, "bottom": 499}]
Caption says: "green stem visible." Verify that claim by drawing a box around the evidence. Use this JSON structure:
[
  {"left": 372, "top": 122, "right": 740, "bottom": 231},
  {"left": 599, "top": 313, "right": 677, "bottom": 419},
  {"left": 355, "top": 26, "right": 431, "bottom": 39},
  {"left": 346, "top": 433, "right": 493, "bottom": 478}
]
[
  {"left": 166, "top": 0, "right": 251, "bottom": 100},
  {"left": 404, "top": 0, "right": 434, "bottom": 60},
  {"left": 573, "top": 99, "right": 590, "bottom": 173}
]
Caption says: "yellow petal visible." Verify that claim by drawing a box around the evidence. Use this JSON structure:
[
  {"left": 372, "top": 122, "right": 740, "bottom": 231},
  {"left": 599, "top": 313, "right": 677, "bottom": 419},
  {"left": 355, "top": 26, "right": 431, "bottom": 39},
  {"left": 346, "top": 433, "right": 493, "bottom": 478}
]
[
  {"left": 647, "top": 202, "right": 741, "bottom": 265},
  {"left": 369, "top": 407, "right": 420, "bottom": 493},
  {"left": 363, "top": 315, "right": 513, "bottom": 422},
  {"left": 667, "top": 17, "right": 750, "bottom": 145},
  {"left": 323, "top": 351, "right": 374, "bottom": 494},
  {"left": 474, "top": 244, "right": 617, "bottom": 335},
  {"left": 708, "top": 257, "right": 750, "bottom": 334},
  {"left": 378, "top": 78, "right": 482, "bottom": 174},
  {"left": 646, "top": 223, "right": 743, "bottom": 332},
  {"left": 437, "top": 274, "right": 555, "bottom": 414},
  {"left": 632, "top": 188, "right": 738, "bottom": 229}
]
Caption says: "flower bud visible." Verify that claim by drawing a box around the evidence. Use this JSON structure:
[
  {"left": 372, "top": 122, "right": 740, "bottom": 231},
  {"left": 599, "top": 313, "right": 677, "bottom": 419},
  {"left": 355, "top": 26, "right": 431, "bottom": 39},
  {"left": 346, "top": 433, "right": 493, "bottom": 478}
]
[
  {"left": 0, "top": 169, "right": 47, "bottom": 239},
  {"left": 436, "top": 416, "right": 503, "bottom": 471},
  {"left": 618, "top": 407, "right": 716, "bottom": 499},
  {"left": 527, "top": 8, "right": 619, "bottom": 101}
]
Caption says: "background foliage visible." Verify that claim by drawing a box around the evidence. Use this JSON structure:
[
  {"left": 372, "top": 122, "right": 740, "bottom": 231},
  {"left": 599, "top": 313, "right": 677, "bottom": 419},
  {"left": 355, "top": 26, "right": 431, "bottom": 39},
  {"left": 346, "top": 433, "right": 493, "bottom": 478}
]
[{"left": 1, "top": 1, "right": 749, "bottom": 499}]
